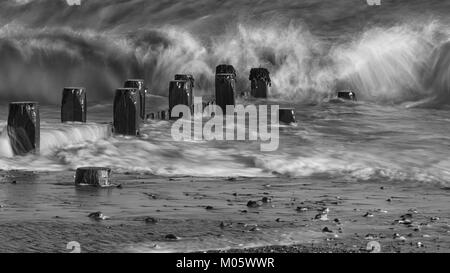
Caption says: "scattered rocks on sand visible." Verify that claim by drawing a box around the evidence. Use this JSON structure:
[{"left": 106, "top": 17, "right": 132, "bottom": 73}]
[
  {"left": 165, "top": 234, "right": 179, "bottom": 240},
  {"left": 88, "top": 211, "right": 109, "bottom": 221}
]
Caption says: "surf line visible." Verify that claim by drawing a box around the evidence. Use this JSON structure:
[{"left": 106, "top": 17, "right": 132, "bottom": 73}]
[{"left": 170, "top": 97, "right": 279, "bottom": 152}]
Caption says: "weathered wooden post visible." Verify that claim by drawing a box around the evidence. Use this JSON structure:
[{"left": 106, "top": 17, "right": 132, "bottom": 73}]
[
  {"left": 75, "top": 167, "right": 112, "bottom": 187},
  {"left": 249, "top": 68, "right": 271, "bottom": 98},
  {"left": 337, "top": 91, "right": 357, "bottom": 101},
  {"left": 279, "top": 108, "right": 296, "bottom": 124},
  {"left": 7, "top": 102, "right": 40, "bottom": 155},
  {"left": 124, "top": 79, "right": 147, "bottom": 120},
  {"left": 215, "top": 64, "right": 236, "bottom": 114},
  {"left": 61, "top": 87, "right": 86, "bottom": 122},
  {"left": 113, "top": 88, "right": 141, "bottom": 136},
  {"left": 169, "top": 80, "right": 193, "bottom": 119}
]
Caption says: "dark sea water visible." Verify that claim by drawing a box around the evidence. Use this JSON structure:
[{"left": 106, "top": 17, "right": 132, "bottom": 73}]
[{"left": 0, "top": 0, "right": 449, "bottom": 252}]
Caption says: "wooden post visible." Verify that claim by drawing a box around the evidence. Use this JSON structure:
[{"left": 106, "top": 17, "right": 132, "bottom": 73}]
[
  {"left": 75, "top": 167, "right": 112, "bottom": 187},
  {"left": 169, "top": 80, "right": 193, "bottom": 119},
  {"left": 279, "top": 108, "right": 296, "bottom": 124},
  {"left": 160, "top": 110, "right": 166, "bottom": 120},
  {"left": 7, "top": 102, "right": 40, "bottom": 155},
  {"left": 215, "top": 64, "right": 236, "bottom": 114},
  {"left": 113, "top": 88, "right": 141, "bottom": 136},
  {"left": 61, "top": 87, "right": 86, "bottom": 122},
  {"left": 337, "top": 91, "right": 357, "bottom": 101},
  {"left": 249, "top": 68, "right": 271, "bottom": 98},
  {"left": 124, "top": 79, "right": 147, "bottom": 120}
]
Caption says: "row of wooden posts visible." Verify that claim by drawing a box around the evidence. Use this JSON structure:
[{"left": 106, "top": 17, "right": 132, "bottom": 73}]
[
  {"left": 5, "top": 64, "right": 295, "bottom": 157},
  {"left": 5, "top": 64, "right": 359, "bottom": 186}
]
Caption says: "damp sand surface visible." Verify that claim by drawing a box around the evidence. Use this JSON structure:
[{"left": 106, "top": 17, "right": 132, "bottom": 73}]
[{"left": 0, "top": 171, "right": 449, "bottom": 253}]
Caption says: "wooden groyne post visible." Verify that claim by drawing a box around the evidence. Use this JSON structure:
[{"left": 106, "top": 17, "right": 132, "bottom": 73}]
[
  {"left": 215, "top": 64, "right": 236, "bottom": 115},
  {"left": 169, "top": 77, "right": 194, "bottom": 119},
  {"left": 7, "top": 102, "right": 40, "bottom": 155},
  {"left": 279, "top": 108, "right": 296, "bottom": 124},
  {"left": 61, "top": 87, "right": 86, "bottom": 122},
  {"left": 249, "top": 68, "right": 271, "bottom": 98},
  {"left": 113, "top": 88, "right": 141, "bottom": 136},
  {"left": 124, "top": 79, "right": 147, "bottom": 120},
  {"left": 75, "top": 167, "right": 112, "bottom": 187},
  {"left": 337, "top": 91, "right": 357, "bottom": 101}
]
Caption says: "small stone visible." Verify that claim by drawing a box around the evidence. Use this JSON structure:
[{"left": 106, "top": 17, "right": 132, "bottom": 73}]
[
  {"left": 315, "top": 213, "right": 328, "bottom": 221},
  {"left": 247, "top": 200, "right": 260, "bottom": 208},
  {"left": 430, "top": 217, "right": 440, "bottom": 222},
  {"left": 11, "top": 181, "right": 17, "bottom": 184},
  {"left": 232, "top": 193, "right": 237, "bottom": 196},
  {"left": 165, "top": 234, "right": 179, "bottom": 240},
  {"left": 363, "top": 212, "right": 374, "bottom": 218},
  {"left": 275, "top": 218, "right": 281, "bottom": 222},
  {"left": 296, "top": 207, "right": 308, "bottom": 212},
  {"left": 116, "top": 184, "right": 123, "bottom": 189},
  {"left": 387, "top": 198, "right": 392, "bottom": 202},
  {"left": 322, "top": 227, "right": 333, "bottom": 233},
  {"left": 380, "top": 186, "right": 384, "bottom": 190},
  {"left": 88, "top": 211, "right": 109, "bottom": 220},
  {"left": 205, "top": 206, "right": 214, "bottom": 210},
  {"left": 144, "top": 217, "right": 158, "bottom": 224},
  {"left": 261, "top": 197, "right": 271, "bottom": 203},
  {"left": 417, "top": 242, "right": 424, "bottom": 248},
  {"left": 227, "top": 177, "right": 237, "bottom": 181}
]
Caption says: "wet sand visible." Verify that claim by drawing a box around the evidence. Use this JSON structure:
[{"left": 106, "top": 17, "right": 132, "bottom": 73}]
[{"left": 0, "top": 170, "right": 449, "bottom": 253}]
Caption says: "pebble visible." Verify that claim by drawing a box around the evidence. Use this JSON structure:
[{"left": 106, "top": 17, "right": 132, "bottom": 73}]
[
  {"left": 315, "top": 213, "right": 329, "bottom": 221},
  {"left": 205, "top": 206, "right": 214, "bottom": 210},
  {"left": 88, "top": 211, "right": 109, "bottom": 220},
  {"left": 322, "top": 227, "right": 333, "bottom": 233},
  {"left": 363, "top": 212, "right": 374, "bottom": 218},
  {"left": 430, "top": 217, "right": 440, "bottom": 222},
  {"left": 144, "top": 217, "right": 158, "bottom": 224},
  {"left": 261, "top": 197, "right": 271, "bottom": 203},
  {"left": 165, "top": 234, "right": 179, "bottom": 240},
  {"left": 296, "top": 207, "right": 308, "bottom": 212},
  {"left": 247, "top": 200, "right": 261, "bottom": 208}
]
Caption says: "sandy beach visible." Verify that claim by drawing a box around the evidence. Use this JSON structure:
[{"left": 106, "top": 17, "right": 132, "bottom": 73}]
[{"left": 1, "top": 170, "right": 448, "bottom": 253}]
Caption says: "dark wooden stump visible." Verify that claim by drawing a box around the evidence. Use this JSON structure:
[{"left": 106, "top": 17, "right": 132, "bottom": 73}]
[
  {"left": 279, "top": 108, "right": 296, "bottom": 124},
  {"left": 124, "top": 79, "right": 147, "bottom": 120},
  {"left": 337, "top": 91, "right": 357, "bottom": 101},
  {"left": 113, "top": 88, "right": 141, "bottom": 136},
  {"left": 61, "top": 87, "right": 86, "bottom": 122},
  {"left": 75, "top": 167, "right": 112, "bottom": 187},
  {"left": 249, "top": 68, "right": 271, "bottom": 98},
  {"left": 7, "top": 102, "right": 40, "bottom": 155},
  {"left": 169, "top": 80, "right": 193, "bottom": 119},
  {"left": 215, "top": 64, "right": 236, "bottom": 115}
]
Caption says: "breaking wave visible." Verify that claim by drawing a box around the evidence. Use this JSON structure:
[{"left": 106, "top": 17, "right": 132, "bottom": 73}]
[{"left": 0, "top": 0, "right": 449, "bottom": 106}]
